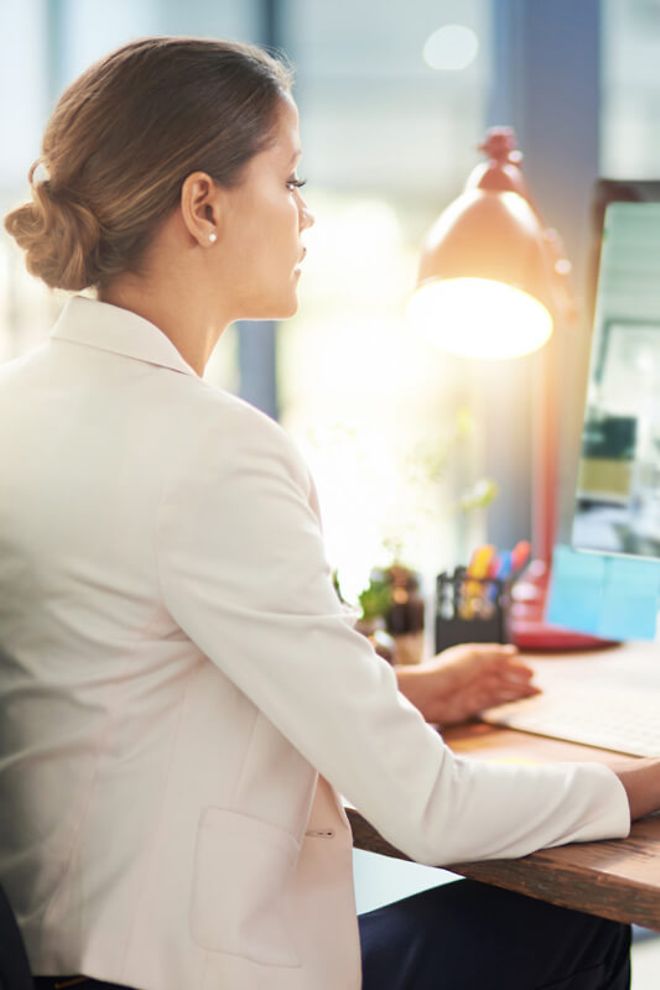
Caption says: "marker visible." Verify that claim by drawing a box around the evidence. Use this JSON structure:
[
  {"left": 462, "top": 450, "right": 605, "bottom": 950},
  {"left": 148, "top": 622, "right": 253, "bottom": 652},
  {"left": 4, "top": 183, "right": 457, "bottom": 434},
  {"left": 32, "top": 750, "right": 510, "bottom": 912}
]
[
  {"left": 495, "top": 550, "right": 513, "bottom": 581},
  {"left": 511, "top": 540, "right": 531, "bottom": 575},
  {"left": 484, "top": 550, "right": 512, "bottom": 604},
  {"left": 463, "top": 545, "right": 496, "bottom": 617},
  {"left": 467, "top": 545, "right": 496, "bottom": 579}
]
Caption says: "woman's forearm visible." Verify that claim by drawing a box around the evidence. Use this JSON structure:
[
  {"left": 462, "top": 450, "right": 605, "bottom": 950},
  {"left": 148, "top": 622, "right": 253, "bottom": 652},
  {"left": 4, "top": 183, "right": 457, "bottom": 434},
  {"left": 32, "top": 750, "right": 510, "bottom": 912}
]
[
  {"left": 397, "top": 661, "right": 660, "bottom": 824},
  {"left": 394, "top": 664, "right": 428, "bottom": 715},
  {"left": 614, "top": 759, "right": 660, "bottom": 821}
]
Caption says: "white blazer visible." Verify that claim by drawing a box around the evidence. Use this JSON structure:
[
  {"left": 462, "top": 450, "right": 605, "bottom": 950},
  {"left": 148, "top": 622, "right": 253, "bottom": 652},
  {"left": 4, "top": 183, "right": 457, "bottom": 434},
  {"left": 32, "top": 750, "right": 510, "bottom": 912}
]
[{"left": 0, "top": 297, "right": 629, "bottom": 990}]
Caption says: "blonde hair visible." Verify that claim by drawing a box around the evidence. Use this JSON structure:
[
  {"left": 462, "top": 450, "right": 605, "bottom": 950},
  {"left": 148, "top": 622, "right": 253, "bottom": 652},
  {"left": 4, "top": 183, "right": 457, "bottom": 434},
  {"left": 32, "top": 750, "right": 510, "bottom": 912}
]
[{"left": 4, "top": 36, "right": 292, "bottom": 291}]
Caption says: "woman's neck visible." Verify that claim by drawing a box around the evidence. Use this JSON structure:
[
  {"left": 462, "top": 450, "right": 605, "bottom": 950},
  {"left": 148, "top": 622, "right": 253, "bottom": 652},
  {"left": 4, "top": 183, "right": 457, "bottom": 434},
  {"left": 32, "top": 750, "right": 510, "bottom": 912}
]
[{"left": 98, "top": 274, "right": 228, "bottom": 376}]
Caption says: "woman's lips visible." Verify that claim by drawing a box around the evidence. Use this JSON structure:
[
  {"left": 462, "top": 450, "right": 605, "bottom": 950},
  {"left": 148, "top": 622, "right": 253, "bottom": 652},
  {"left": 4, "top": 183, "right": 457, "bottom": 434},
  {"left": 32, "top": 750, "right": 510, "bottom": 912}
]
[{"left": 294, "top": 248, "right": 307, "bottom": 274}]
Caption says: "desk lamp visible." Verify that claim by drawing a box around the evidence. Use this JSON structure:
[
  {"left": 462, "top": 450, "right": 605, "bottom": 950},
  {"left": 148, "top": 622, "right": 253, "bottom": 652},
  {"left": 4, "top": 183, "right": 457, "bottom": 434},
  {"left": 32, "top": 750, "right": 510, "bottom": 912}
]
[{"left": 410, "top": 127, "right": 604, "bottom": 648}]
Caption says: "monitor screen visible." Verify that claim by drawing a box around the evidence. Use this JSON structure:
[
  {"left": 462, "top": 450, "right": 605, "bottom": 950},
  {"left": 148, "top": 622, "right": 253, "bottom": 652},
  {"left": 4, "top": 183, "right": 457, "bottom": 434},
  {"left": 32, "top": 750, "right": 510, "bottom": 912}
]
[
  {"left": 585, "top": 180, "right": 660, "bottom": 325},
  {"left": 572, "top": 201, "right": 660, "bottom": 558}
]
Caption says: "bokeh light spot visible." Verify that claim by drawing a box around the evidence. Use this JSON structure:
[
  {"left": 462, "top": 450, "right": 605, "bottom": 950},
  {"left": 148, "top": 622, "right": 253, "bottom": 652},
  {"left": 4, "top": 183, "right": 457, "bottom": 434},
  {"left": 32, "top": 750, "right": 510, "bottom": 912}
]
[{"left": 423, "top": 24, "right": 479, "bottom": 72}]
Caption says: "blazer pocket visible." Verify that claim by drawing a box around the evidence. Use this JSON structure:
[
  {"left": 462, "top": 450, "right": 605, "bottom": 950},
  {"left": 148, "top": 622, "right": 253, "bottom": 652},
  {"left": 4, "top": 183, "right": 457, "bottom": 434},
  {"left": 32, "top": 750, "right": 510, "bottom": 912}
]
[{"left": 189, "top": 807, "right": 301, "bottom": 968}]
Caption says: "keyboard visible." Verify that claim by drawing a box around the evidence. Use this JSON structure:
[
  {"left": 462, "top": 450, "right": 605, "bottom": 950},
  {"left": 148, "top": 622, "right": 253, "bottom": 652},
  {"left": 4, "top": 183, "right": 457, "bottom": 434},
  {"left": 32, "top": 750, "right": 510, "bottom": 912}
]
[{"left": 481, "top": 648, "right": 660, "bottom": 758}]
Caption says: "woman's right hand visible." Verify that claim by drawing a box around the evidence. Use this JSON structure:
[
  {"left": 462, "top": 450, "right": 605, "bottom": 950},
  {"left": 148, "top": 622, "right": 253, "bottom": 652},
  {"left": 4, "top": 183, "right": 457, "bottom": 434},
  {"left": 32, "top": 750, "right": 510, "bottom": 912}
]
[{"left": 394, "top": 643, "right": 539, "bottom": 727}]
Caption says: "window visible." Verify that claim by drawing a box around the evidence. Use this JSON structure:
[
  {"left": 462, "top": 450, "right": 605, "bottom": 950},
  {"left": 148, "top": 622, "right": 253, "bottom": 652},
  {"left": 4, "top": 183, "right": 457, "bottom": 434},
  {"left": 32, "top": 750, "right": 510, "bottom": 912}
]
[
  {"left": 602, "top": 0, "right": 660, "bottom": 178},
  {"left": 278, "top": 0, "right": 492, "bottom": 596}
]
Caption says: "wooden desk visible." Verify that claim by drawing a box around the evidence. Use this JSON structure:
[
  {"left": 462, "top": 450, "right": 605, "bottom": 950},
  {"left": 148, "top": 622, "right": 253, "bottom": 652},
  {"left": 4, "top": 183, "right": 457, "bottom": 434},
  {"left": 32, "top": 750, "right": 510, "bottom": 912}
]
[{"left": 347, "top": 721, "right": 660, "bottom": 931}]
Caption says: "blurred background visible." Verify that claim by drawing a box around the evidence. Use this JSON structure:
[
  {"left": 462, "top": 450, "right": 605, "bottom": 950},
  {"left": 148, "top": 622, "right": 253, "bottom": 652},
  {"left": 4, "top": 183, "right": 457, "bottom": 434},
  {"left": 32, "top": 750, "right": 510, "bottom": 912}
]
[{"left": 2, "top": 0, "right": 660, "bottom": 606}]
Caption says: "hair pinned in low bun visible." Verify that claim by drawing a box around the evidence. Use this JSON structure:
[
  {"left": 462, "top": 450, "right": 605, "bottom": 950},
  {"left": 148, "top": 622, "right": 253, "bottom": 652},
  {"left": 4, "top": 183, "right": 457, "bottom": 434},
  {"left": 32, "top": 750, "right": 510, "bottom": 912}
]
[
  {"left": 5, "top": 167, "right": 102, "bottom": 291},
  {"left": 4, "top": 37, "right": 292, "bottom": 292}
]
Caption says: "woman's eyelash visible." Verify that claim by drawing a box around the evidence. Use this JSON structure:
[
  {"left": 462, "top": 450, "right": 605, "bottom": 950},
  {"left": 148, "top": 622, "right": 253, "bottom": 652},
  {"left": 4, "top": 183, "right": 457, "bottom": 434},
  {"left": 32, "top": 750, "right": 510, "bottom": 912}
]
[{"left": 287, "top": 178, "right": 307, "bottom": 189}]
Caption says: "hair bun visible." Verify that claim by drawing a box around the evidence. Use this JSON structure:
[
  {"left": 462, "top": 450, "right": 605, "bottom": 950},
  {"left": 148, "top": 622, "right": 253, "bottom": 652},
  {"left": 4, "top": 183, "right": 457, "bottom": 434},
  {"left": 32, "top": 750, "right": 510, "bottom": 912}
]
[{"left": 4, "top": 169, "right": 101, "bottom": 291}]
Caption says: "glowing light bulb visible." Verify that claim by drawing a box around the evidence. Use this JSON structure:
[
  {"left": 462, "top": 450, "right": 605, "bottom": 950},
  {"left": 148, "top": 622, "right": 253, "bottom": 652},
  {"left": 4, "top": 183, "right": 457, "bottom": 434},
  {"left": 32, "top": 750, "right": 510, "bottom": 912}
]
[
  {"left": 407, "top": 278, "right": 553, "bottom": 359},
  {"left": 423, "top": 25, "right": 479, "bottom": 72}
]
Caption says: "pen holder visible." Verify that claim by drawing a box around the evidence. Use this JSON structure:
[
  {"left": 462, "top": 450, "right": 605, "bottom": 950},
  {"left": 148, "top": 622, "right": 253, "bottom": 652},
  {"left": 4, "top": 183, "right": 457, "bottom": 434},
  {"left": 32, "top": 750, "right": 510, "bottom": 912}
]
[{"left": 434, "top": 567, "right": 511, "bottom": 652}]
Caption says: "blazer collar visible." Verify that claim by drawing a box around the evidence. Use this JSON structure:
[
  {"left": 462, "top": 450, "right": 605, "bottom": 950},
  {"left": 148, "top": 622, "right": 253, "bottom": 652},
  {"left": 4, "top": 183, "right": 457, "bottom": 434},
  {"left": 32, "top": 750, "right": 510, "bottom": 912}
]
[{"left": 51, "top": 295, "right": 199, "bottom": 378}]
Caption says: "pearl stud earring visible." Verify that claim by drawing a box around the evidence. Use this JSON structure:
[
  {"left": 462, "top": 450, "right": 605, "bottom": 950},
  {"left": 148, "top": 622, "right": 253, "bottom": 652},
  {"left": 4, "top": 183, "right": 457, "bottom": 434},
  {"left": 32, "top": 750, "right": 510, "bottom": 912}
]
[{"left": 208, "top": 232, "right": 217, "bottom": 244}]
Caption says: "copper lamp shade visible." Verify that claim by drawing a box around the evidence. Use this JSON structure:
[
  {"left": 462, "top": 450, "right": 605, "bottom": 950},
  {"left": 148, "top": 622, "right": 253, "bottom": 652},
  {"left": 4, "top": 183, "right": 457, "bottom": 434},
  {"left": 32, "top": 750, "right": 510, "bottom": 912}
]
[{"left": 409, "top": 128, "right": 573, "bottom": 359}]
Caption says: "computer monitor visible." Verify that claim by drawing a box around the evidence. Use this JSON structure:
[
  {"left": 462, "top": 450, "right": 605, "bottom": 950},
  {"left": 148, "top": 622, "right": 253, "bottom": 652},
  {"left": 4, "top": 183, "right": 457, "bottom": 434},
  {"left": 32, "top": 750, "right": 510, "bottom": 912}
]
[
  {"left": 585, "top": 180, "right": 660, "bottom": 325},
  {"left": 572, "top": 193, "right": 660, "bottom": 558}
]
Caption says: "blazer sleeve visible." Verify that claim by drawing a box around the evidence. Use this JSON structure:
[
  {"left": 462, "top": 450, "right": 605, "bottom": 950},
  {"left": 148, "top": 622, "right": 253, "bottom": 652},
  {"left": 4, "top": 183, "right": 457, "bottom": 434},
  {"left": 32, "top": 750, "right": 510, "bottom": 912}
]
[{"left": 155, "top": 407, "right": 630, "bottom": 866}]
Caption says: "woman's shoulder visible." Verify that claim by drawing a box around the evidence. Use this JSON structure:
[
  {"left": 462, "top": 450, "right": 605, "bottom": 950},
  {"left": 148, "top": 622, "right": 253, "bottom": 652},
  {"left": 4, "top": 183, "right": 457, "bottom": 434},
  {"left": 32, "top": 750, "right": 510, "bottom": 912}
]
[
  {"left": 196, "top": 381, "right": 290, "bottom": 447},
  {"left": 168, "top": 379, "right": 309, "bottom": 487}
]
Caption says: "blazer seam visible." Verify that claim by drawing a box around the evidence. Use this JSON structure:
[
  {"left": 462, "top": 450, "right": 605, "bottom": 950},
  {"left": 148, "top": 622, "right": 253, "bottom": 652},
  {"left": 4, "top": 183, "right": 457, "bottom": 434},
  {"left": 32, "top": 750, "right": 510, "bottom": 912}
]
[{"left": 227, "top": 707, "right": 264, "bottom": 807}]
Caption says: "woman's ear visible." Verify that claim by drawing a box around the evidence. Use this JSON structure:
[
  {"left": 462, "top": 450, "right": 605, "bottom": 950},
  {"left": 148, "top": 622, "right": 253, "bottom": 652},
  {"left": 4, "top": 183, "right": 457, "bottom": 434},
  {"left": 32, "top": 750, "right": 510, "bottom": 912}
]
[{"left": 180, "top": 171, "right": 221, "bottom": 247}]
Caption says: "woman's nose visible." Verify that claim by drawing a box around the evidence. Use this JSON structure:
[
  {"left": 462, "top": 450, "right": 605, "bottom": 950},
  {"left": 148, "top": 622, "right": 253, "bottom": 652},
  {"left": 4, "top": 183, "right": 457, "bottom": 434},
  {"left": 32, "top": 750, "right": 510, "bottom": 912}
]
[{"left": 300, "top": 203, "right": 315, "bottom": 231}]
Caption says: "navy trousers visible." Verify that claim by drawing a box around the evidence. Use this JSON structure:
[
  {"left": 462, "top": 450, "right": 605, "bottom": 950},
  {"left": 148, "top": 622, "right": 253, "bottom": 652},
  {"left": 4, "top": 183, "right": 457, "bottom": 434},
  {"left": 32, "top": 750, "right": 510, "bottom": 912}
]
[
  {"left": 34, "top": 879, "right": 630, "bottom": 990},
  {"left": 359, "top": 880, "right": 631, "bottom": 989},
  {"left": 0, "top": 884, "right": 32, "bottom": 990}
]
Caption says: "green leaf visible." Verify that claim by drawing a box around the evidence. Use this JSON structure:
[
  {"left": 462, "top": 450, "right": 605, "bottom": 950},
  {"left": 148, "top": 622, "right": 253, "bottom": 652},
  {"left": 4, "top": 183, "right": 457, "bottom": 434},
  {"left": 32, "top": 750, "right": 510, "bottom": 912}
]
[{"left": 458, "top": 478, "right": 499, "bottom": 512}]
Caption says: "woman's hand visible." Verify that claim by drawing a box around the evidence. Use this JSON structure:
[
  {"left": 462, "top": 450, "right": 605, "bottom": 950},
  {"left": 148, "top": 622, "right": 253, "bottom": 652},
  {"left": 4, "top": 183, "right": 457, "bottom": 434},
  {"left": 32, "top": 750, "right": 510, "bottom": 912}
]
[{"left": 395, "top": 643, "right": 540, "bottom": 727}]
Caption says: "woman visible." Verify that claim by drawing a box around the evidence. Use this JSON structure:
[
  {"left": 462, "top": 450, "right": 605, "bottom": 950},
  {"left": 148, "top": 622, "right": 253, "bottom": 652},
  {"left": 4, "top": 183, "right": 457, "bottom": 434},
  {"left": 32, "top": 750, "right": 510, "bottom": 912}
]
[{"left": 0, "top": 36, "right": 654, "bottom": 990}]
